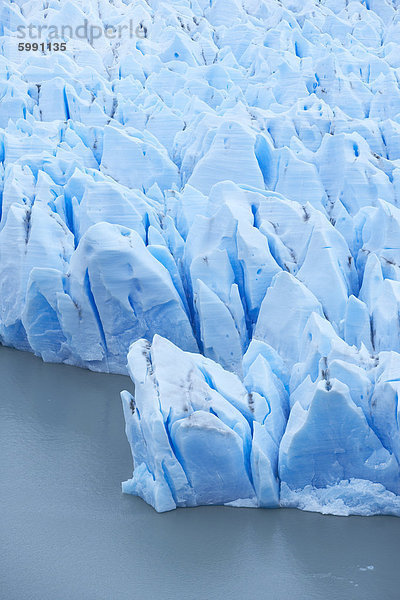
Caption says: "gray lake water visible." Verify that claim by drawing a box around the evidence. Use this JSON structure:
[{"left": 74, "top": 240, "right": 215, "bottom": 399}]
[{"left": 1, "top": 345, "right": 400, "bottom": 600}]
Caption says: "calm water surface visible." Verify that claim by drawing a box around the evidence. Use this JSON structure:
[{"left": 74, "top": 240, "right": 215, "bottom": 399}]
[{"left": 1, "top": 346, "right": 399, "bottom": 600}]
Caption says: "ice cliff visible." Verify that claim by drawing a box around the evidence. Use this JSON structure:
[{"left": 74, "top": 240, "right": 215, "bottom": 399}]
[
  {"left": 1, "top": 0, "right": 400, "bottom": 515},
  {"left": 122, "top": 335, "right": 400, "bottom": 515}
]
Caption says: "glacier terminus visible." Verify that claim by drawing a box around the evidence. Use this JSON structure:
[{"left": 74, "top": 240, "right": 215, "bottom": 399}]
[{"left": 1, "top": 0, "right": 400, "bottom": 515}]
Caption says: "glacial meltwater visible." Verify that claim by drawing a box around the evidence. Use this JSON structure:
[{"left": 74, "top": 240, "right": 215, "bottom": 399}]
[{"left": 1, "top": 345, "right": 399, "bottom": 600}]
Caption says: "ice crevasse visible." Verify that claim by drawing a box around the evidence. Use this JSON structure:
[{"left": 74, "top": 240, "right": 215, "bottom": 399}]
[{"left": 1, "top": 0, "right": 400, "bottom": 514}]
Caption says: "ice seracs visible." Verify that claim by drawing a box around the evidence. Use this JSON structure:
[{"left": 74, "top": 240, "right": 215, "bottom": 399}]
[
  {"left": 121, "top": 334, "right": 400, "bottom": 515},
  {"left": 1, "top": 0, "right": 400, "bottom": 515},
  {"left": 121, "top": 335, "right": 282, "bottom": 512}
]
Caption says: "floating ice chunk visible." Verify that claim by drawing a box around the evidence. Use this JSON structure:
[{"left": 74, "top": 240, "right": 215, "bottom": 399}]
[{"left": 281, "top": 479, "right": 400, "bottom": 517}]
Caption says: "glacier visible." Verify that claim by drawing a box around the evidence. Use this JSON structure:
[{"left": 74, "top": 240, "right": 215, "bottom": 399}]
[{"left": 2, "top": 0, "right": 400, "bottom": 515}]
